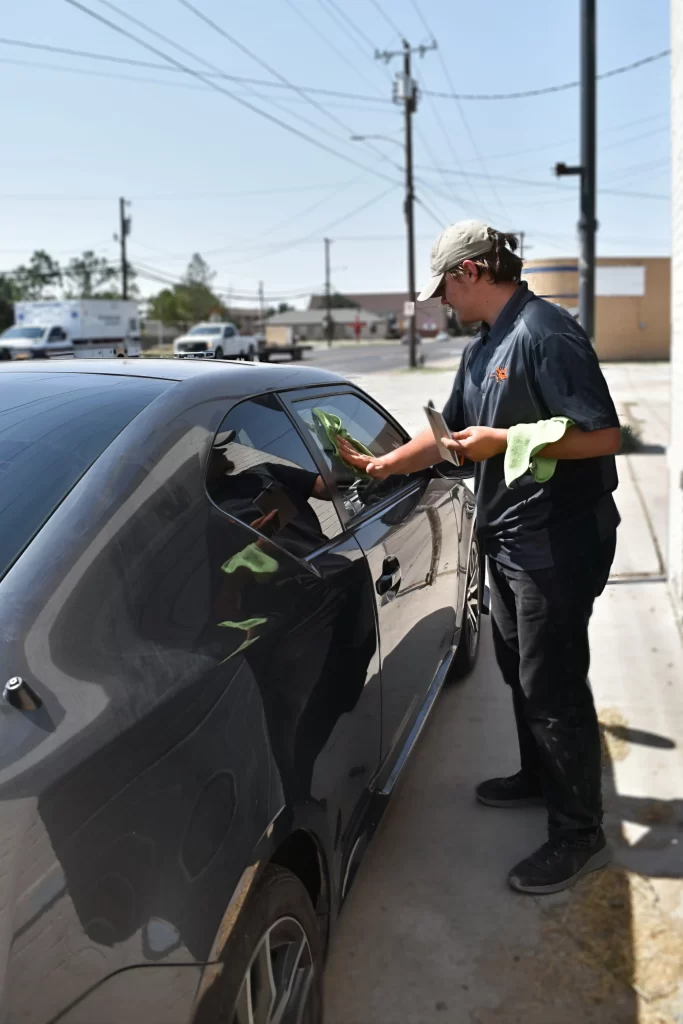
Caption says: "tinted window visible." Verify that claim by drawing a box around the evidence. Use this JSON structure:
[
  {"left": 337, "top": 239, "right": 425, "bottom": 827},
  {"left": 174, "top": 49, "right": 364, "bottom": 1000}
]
[
  {"left": 291, "top": 391, "right": 410, "bottom": 519},
  {"left": 0, "top": 372, "right": 172, "bottom": 579},
  {"left": 206, "top": 393, "right": 342, "bottom": 553}
]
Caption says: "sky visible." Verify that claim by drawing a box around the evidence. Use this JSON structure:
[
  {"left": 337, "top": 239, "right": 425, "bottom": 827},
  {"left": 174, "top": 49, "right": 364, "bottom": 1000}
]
[{"left": 0, "top": 0, "right": 671, "bottom": 308}]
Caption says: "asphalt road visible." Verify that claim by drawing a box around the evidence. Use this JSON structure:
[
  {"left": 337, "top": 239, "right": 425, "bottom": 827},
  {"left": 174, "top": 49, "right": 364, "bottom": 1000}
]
[{"left": 295, "top": 339, "right": 467, "bottom": 375}]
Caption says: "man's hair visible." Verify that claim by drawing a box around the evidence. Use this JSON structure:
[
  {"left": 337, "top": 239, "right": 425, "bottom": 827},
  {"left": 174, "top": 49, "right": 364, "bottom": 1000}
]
[{"left": 449, "top": 229, "right": 523, "bottom": 284}]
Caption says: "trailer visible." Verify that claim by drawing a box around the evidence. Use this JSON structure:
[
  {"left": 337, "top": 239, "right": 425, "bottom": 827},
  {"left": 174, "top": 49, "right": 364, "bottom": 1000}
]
[{"left": 0, "top": 300, "right": 141, "bottom": 360}]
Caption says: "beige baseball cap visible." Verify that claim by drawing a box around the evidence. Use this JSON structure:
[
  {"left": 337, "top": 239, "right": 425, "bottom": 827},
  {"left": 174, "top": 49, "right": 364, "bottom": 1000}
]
[{"left": 417, "top": 219, "right": 494, "bottom": 301}]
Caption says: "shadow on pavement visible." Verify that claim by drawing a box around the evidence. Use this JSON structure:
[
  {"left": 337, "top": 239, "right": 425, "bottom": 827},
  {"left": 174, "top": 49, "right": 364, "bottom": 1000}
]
[{"left": 325, "top": 619, "right": 682, "bottom": 1024}]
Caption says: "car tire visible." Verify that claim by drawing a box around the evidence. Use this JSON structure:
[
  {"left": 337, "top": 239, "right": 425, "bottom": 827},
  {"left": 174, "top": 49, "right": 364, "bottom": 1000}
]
[
  {"left": 193, "top": 865, "right": 323, "bottom": 1024},
  {"left": 450, "top": 536, "right": 483, "bottom": 680},
  {"left": 215, "top": 347, "right": 224, "bottom": 360}
]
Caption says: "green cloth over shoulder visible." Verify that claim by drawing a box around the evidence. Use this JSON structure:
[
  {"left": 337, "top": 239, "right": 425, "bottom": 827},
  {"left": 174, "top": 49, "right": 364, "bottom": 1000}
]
[
  {"left": 312, "top": 408, "right": 373, "bottom": 477},
  {"left": 504, "top": 417, "right": 574, "bottom": 488}
]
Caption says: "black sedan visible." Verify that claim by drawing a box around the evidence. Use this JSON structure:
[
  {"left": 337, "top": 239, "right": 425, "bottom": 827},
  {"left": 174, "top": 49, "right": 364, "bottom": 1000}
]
[{"left": 0, "top": 358, "right": 482, "bottom": 1024}]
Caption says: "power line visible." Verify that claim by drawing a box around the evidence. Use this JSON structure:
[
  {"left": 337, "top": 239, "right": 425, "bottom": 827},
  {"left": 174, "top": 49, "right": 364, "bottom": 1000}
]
[
  {"left": 415, "top": 167, "right": 669, "bottom": 200},
  {"left": 177, "top": 0, "right": 401, "bottom": 173},
  {"left": 422, "top": 48, "right": 671, "bottom": 101},
  {"left": 369, "top": 0, "right": 404, "bottom": 41},
  {"left": 0, "top": 55, "right": 394, "bottom": 114},
  {"left": 407, "top": 0, "right": 511, "bottom": 224},
  {"left": 64, "top": 0, "right": 404, "bottom": 189},
  {"left": 283, "top": 0, "right": 387, "bottom": 97},
  {"left": 0, "top": 183, "right": 358, "bottom": 200},
  {"left": 0, "top": 36, "right": 393, "bottom": 103}
]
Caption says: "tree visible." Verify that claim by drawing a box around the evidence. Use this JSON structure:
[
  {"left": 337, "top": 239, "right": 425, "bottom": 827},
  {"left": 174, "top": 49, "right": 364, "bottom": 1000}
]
[
  {"left": 277, "top": 302, "right": 294, "bottom": 314},
  {"left": 147, "top": 256, "right": 226, "bottom": 326},
  {"left": 63, "top": 250, "right": 118, "bottom": 298},
  {"left": 0, "top": 275, "right": 19, "bottom": 332},
  {"left": 13, "top": 250, "right": 61, "bottom": 300},
  {"left": 184, "top": 253, "right": 215, "bottom": 288}
]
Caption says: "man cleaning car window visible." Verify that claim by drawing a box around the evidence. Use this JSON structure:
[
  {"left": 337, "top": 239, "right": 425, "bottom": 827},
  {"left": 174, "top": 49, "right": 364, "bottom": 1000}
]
[{"left": 337, "top": 219, "right": 621, "bottom": 895}]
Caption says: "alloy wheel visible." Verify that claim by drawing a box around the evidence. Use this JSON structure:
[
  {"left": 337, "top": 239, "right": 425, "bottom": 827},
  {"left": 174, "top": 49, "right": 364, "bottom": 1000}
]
[
  {"left": 465, "top": 541, "right": 482, "bottom": 659},
  {"left": 232, "top": 917, "right": 315, "bottom": 1024}
]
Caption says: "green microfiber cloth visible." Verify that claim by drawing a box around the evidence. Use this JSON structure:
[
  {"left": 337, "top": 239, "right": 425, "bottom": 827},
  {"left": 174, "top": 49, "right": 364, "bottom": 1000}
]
[
  {"left": 504, "top": 417, "right": 574, "bottom": 488},
  {"left": 312, "top": 408, "right": 373, "bottom": 477},
  {"left": 217, "top": 617, "right": 267, "bottom": 664},
  {"left": 221, "top": 543, "right": 278, "bottom": 576}
]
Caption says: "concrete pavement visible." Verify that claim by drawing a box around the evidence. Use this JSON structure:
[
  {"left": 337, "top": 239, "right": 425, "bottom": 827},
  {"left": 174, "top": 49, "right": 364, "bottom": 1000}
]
[{"left": 324, "top": 360, "right": 683, "bottom": 1024}]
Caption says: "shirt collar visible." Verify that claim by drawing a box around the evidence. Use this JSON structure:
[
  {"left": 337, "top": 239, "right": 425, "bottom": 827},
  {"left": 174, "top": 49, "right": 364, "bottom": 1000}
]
[{"left": 482, "top": 281, "right": 534, "bottom": 346}]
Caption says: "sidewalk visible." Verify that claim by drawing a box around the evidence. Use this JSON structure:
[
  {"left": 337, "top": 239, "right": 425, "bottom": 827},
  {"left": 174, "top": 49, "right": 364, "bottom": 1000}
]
[{"left": 325, "top": 361, "right": 683, "bottom": 1024}]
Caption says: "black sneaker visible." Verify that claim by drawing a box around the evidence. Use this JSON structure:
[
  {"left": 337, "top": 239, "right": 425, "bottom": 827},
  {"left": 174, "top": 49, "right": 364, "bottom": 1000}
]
[
  {"left": 475, "top": 771, "right": 544, "bottom": 808},
  {"left": 508, "top": 830, "right": 612, "bottom": 895}
]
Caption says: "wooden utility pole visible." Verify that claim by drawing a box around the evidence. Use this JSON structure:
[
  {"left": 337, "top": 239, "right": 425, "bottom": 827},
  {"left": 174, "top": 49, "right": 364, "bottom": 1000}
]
[
  {"left": 376, "top": 39, "right": 436, "bottom": 368},
  {"left": 324, "top": 237, "right": 334, "bottom": 346},
  {"left": 118, "top": 197, "right": 131, "bottom": 300}
]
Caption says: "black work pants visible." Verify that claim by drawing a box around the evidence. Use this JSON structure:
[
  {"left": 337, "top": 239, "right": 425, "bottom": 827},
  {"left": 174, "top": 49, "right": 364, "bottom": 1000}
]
[{"left": 488, "top": 534, "right": 616, "bottom": 844}]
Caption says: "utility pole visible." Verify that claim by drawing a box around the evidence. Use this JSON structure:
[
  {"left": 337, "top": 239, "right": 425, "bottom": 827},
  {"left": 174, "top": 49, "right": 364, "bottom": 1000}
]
[
  {"left": 323, "top": 237, "right": 334, "bottom": 347},
  {"left": 258, "top": 280, "right": 265, "bottom": 331},
  {"left": 118, "top": 197, "right": 131, "bottom": 300},
  {"left": 554, "top": 0, "right": 597, "bottom": 344},
  {"left": 518, "top": 231, "right": 525, "bottom": 261},
  {"left": 376, "top": 39, "right": 436, "bottom": 369}
]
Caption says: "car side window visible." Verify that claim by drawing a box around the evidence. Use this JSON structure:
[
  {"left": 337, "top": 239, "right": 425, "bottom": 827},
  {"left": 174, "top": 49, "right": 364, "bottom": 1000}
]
[
  {"left": 290, "top": 392, "right": 412, "bottom": 519},
  {"left": 224, "top": 326, "right": 235, "bottom": 339},
  {"left": 48, "top": 327, "right": 66, "bottom": 341},
  {"left": 206, "top": 393, "right": 342, "bottom": 553}
]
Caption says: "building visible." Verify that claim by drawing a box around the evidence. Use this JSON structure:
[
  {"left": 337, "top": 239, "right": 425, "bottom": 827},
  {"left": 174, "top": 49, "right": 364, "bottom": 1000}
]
[
  {"left": 522, "top": 257, "right": 671, "bottom": 361},
  {"left": 308, "top": 292, "right": 445, "bottom": 336},
  {"left": 265, "top": 306, "right": 385, "bottom": 341},
  {"left": 670, "top": 5, "right": 683, "bottom": 624}
]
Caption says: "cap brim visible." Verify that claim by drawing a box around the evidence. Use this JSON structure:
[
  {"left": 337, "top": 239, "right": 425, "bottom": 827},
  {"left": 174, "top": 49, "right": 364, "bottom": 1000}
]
[{"left": 417, "top": 274, "right": 445, "bottom": 301}]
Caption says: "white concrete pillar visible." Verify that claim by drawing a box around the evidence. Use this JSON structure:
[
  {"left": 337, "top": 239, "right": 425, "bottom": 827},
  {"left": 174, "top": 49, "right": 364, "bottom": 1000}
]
[{"left": 670, "top": 3, "right": 683, "bottom": 620}]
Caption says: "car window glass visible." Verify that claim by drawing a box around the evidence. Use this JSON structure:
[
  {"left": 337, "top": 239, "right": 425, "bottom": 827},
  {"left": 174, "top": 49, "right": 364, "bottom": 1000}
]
[
  {"left": 0, "top": 373, "right": 172, "bottom": 581},
  {"left": 291, "top": 392, "right": 411, "bottom": 519},
  {"left": 206, "top": 393, "right": 342, "bottom": 554},
  {"left": 48, "top": 328, "right": 65, "bottom": 341},
  {"left": 224, "top": 327, "right": 235, "bottom": 339}
]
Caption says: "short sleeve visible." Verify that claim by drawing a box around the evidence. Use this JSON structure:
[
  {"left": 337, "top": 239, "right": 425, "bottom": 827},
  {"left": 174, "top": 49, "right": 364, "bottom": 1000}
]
[
  {"left": 442, "top": 349, "right": 467, "bottom": 432},
  {"left": 531, "top": 332, "right": 620, "bottom": 431}
]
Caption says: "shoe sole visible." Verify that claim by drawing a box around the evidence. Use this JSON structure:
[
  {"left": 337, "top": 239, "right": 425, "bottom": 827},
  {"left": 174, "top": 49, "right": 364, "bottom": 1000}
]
[
  {"left": 476, "top": 793, "right": 545, "bottom": 808},
  {"left": 508, "top": 843, "right": 612, "bottom": 895}
]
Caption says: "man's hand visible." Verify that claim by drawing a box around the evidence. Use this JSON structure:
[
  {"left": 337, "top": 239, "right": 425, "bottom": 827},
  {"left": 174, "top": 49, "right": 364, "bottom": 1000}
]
[
  {"left": 441, "top": 426, "right": 508, "bottom": 463},
  {"left": 336, "top": 436, "right": 392, "bottom": 479}
]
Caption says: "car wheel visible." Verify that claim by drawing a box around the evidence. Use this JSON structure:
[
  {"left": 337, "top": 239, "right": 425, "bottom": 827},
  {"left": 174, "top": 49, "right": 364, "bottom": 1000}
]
[
  {"left": 450, "top": 536, "right": 483, "bottom": 680},
  {"left": 194, "top": 865, "right": 323, "bottom": 1024},
  {"left": 215, "top": 347, "right": 224, "bottom": 359}
]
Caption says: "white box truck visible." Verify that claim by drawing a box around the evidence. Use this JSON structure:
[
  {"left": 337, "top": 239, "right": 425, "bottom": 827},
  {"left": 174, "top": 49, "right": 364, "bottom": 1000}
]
[{"left": 0, "top": 300, "right": 141, "bottom": 361}]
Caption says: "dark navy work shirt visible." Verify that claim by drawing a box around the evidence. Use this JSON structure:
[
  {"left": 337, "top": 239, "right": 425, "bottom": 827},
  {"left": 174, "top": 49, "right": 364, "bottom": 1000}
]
[{"left": 443, "top": 283, "right": 620, "bottom": 570}]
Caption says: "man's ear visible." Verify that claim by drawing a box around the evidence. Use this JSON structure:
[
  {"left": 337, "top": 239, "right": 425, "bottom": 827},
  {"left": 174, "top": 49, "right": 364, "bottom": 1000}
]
[{"left": 459, "top": 259, "right": 479, "bottom": 281}]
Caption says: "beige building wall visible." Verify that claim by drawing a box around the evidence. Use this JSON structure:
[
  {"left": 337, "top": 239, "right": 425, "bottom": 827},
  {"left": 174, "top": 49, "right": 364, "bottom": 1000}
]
[{"left": 523, "top": 257, "right": 670, "bottom": 361}]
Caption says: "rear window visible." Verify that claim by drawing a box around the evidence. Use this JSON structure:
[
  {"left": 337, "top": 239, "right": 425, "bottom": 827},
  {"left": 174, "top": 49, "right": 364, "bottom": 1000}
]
[{"left": 0, "top": 372, "right": 172, "bottom": 579}]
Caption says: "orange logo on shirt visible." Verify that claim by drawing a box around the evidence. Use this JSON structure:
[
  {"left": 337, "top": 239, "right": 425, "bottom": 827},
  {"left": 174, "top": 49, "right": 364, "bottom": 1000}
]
[{"left": 491, "top": 366, "right": 508, "bottom": 382}]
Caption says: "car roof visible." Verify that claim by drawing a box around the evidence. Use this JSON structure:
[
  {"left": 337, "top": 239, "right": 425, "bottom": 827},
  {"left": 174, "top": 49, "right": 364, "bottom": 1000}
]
[{"left": 0, "top": 357, "right": 347, "bottom": 390}]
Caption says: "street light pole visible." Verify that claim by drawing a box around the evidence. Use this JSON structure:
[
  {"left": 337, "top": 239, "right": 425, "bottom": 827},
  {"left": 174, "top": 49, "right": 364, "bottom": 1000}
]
[
  {"left": 554, "top": 0, "right": 597, "bottom": 344},
  {"left": 402, "top": 40, "right": 418, "bottom": 370},
  {"left": 579, "top": 0, "right": 597, "bottom": 345}
]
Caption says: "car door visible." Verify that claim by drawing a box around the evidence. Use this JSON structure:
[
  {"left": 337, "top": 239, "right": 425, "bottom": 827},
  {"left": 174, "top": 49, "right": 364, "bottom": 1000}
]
[
  {"left": 282, "top": 386, "right": 462, "bottom": 769},
  {"left": 46, "top": 325, "right": 70, "bottom": 355},
  {"left": 223, "top": 325, "right": 238, "bottom": 355}
]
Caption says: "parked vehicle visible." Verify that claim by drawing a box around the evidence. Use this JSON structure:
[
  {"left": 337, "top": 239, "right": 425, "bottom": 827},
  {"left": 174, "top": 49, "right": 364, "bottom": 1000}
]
[
  {"left": 0, "top": 358, "right": 482, "bottom": 1024},
  {"left": 0, "top": 300, "right": 141, "bottom": 360},
  {"left": 435, "top": 330, "right": 452, "bottom": 343},
  {"left": 259, "top": 324, "right": 311, "bottom": 362},
  {"left": 173, "top": 322, "right": 259, "bottom": 360}
]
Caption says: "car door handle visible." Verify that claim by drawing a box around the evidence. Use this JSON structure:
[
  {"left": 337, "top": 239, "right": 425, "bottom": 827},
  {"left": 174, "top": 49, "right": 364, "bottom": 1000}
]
[{"left": 375, "top": 555, "right": 401, "bottom": 596}]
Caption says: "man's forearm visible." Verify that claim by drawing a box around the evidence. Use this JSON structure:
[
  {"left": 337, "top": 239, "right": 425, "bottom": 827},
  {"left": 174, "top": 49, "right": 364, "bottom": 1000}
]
[
  {"left": 539, "top": 425, "right": 621, "bottom": 460},
  {"left": 383, "top": 428, "right": 442, "bottom": 474}
]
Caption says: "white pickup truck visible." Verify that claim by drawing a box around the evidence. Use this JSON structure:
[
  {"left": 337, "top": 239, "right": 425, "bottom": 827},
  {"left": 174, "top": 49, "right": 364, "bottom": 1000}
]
[
  {"left": 173, "top": 322, "right": 259, "bottom": 360},
  {"left": 0, "top": 300, "right": 141, "bottom": 361}
]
